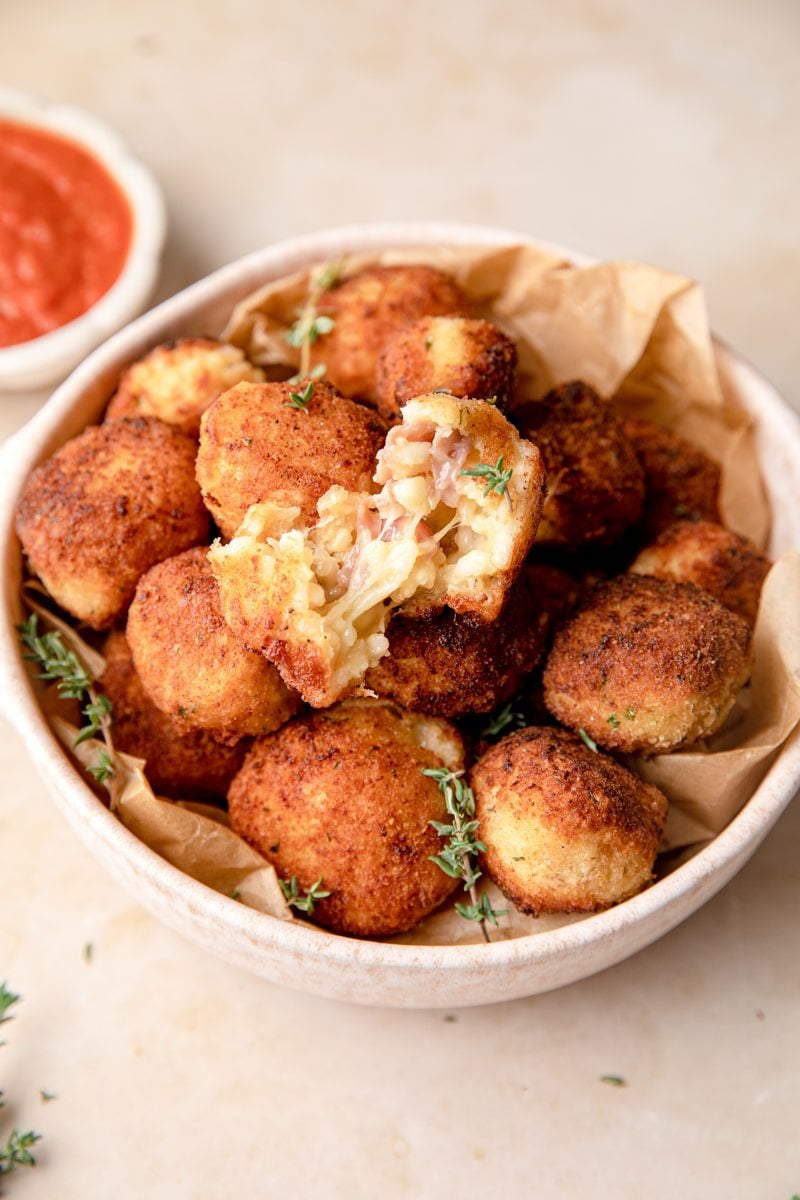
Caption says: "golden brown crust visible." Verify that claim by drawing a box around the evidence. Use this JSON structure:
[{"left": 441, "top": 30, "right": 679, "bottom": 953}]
[
  {"left": 309, "top": 265, "right": 471, "bottom": 405},
  {"left": 622, "top": 416, "right": 721, "bottom": 538},
  {"left": 472, "top": 726, "right": 668, "bottom": 914},
  {"left": 196, "top": 380, "right": 387, "bottom": 537},
  {"left": 105, "top": 338, "right": 264, "bottom": 436},
  {"left": 542, "top": 574, "right": 753, "bottom": 754},
  {"left": 126, "top": 547, "right": 299, "bottom": 742},
  {"left": 101, "top": 631, "right": 246, "bottom": 799},
  {"left": 375, "top": 316, "right": 517, "bottom": 425},
  {"left": 513, "top": 382, "right": 645, "bottom": 547},
  {"left": 15, "top": 417, "right": 209, "bottom": 629},
  {"left": 630, "top": 520, "right": 771, "bottom": 627},
  {"left": 227, "top": 701, "right": 464, "bottom": 936},
  {"left": 365, "top": 574, "right": 548, "bottom": 716}
]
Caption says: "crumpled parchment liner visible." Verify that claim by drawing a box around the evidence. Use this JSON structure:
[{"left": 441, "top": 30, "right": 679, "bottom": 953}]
[{"left": 21, "top": 242, "right": 800, "bottom": 946}]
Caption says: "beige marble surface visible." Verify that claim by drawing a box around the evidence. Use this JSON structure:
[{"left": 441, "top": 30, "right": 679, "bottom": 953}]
[{"left": 1, "top": 1, "right": 799, "bottom": 1196}]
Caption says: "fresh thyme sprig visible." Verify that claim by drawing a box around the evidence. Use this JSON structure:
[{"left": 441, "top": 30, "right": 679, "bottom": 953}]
[
  {"left": 18, "top": 613, "right": 119, "bottom": 806},
  {"left": 480, "top": 700, "right": 527, "bottom": 741},
  {"left": 0, "top": 985, "right": 42, "bottom": 1181},
  {"left": 422, "top": 767, "right": 506, "bottom": 943},
  {"left": 279, "top": 876, "right": 331, "bottom": 916},
  {"left": 284, "top": 378, "right": 316, "bottom": 414},
  {"left": 578, "top": 728, "right": 598, "bottom": 753},
  {"left": 459, "top": 456, "right": 513, "bottom": 501},
  {"left": 0, "top": 1130, "right": 41, "bottom": 1177},
  {"left": 285, "top": 260, "right": 340, "bottom": 380}
]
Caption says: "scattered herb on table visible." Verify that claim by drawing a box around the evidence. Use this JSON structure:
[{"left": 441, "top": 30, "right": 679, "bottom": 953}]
[
  {"left": 599, "top": 1074, "right": 627, "bottom": 1087},
  {"left": 423, "top": 767, "right": 506, "bottom": 943},
  {"left": 83, "top": 942, "right": 93, "bottom": 964},
  {"left": 0, "top": 985, "right": 42, "bottom": 1182}
]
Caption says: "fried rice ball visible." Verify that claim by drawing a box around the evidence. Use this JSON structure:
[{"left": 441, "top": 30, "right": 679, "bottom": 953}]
[
  {"left": 15, "top": 417, "right": 209, "bottom": 629},
  {"left": 210, "top": 394, "right": 546, "bottom": 708},
  {"left": 514, "top": 382, "right": 645, "bottom": 547},
  {"left": 622, "top": 416, "right": 721, "bottom": 538},
  {"left": 308, "top": 264, "right": 471, "bottom": 405},
  {"left": 196, "top": 379, "right": 387, "bottom": 537},
  {"left": 100, "top": 631, "right": 246, "bottom": 799},
  {"left": 228, "top": 700, "right": 464, "bottom": 937},
  {"left": 105, "top": 338, "right": 265, "bottom": 436},
  {"left": 473, "top": 726, "right": 668, "bottom": 914},
  {"left": 542, "top": 574, "right": 753, "bottom": 755},
  {"left": 127, "top": 547, "right": 299, "bottom": 743},
  {"left": 375, "top": 316, "right": 517, "bottom": 425},
  {"left": 364, "top": 573, "right": 548, "bottom": 716},
  {"left": 630, "top": 520, "right": 771, "bottom": 627}
]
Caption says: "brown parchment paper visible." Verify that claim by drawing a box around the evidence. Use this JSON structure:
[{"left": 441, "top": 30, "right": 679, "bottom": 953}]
[{"left": 22, "top": 244, "right": 800, "bottom": 946}]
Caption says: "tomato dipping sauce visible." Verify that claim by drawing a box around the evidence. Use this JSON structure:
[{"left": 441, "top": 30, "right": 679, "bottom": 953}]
[{"left": 0, "top": 119, "right": 133, "bottom": 348}]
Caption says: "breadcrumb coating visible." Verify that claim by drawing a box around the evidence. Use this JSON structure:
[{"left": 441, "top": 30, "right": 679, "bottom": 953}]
[
  {"left": 127, "top": 547, "right": 299, "bottom": 743},
  {"left": 473, "top": 726, "right": 668, "bottom": 914},
  {"left": 15, "top": 417, "right": 209, "bottom": 629},
  {"left": 630, "top": 519, "right": 770, "bottom": 627},
  {"left": 105, "top": 338, "right": 264, "bottom": 435},
  {"left": 228, "top": 700, "right": 464, "bottom": 936},
  {"left": 196, "top": 379, "right": 386, "bottom": 537},
  {"left": 542, "top": 574, "right": 752, "bottom": 754}
]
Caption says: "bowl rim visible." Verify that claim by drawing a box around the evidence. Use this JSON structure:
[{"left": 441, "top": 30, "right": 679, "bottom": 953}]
[
  {"left": 1, "top": 219, "right": 799, "bottom": 974},
  {"left": 0, "top": 88, "right": 166, "bottom": 389}
]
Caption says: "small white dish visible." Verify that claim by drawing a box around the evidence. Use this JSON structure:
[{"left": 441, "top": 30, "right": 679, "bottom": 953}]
[
  {"left": 0, "top": 222, "right": 798, "bottom": 1008},
  {"left": 0, "top": 89, "right": 166, "bottom": 392}
]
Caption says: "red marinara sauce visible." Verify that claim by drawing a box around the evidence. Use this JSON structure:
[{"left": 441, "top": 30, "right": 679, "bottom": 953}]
[{"left": 0, "top": 118, "right": 133, "bottom": 348}]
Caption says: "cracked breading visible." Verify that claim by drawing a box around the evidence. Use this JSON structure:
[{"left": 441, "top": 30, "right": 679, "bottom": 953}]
[
  {"left": 542, "top": 574, "right": 753, "bottom": 755},
  {"left": 209, "top": 394, "right": 546, "bottom": 707},
  {"left": 308, "top": 264, "right": 471, "bottom": 404},
  {"left": 227, "top": 699, "right": 463, "bottom": 937},
  {"left": 196, "top": 379, "right": 387, "bottom": 537},
  {"left": 375, "top": 315, "right": 517, "bottom": 425},
  {"left": 105, "top": 338, "right": 264, "bottom": 435},
  {"left": 127, "top": 547, "right": 300, "bottom": 743},
  {"left": 630, "top": 519, "right": 771, "bottom": 627},
  {"left": 15, "top": 417, "right": 209, "bottom": 629},
  {"left": 473, "top": 726, "right": 668, "bottom": 914}
]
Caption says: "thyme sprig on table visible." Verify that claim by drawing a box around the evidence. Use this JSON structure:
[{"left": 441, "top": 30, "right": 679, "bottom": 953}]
[
  {"left": 423, "top": 767, "right": 507, "bottom": 943},
  {"left": 285, "top": 260, "right": 340, "bottom": 381},
  {"left": 459, "top": 455, "right": 513, "bottom": 501},
  {"left": 17, "top": 614, "right": 119, "bottom": 806},
  {"left": 279, "top": 876, "right": 331, "bottom": 916},
  {"left": 0, "top": 984, "right": 42, "bottom": 1182}
]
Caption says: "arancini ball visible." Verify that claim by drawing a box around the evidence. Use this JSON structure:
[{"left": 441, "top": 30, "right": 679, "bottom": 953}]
[
  {"left": 15, "top": 417, "right": 209, "bottom": 629},
  {"left": 364, "top": 573, "right": 548, "bottom": 716},
  {"left": 227, "top": 700, "right": 464, "bottom": 937},
  {"left": 472, "top": 726, "right": 668, "bottom": 914},
  {"left": 622, "top": 416, "right": 721, "bottom": 538},
  {"left": 196, "top": 379, "right": 386, "bottom": 537},
  {"left": 308, "top": 264, "right": 471, "bottom": 405},
  {"left": 375, "top": 316, "right": 517, "bottom": 425},
  {"left": 542, "top": 574, "right": 753, "bottom": 755},
  {"left": 105, "top": 338, "right": 264, "bottom": 436},
  {"left": 630, "top": 519, "right": 770, "bottom": 627},
  {"left": 100, "top": 631, "right": 247, "bottom": 800},
  {"left": 126, "top": 547, "right": 299, "bottom": 743},
  {"left": 514, "top": 382, "right": 645, "bottom": 547}
]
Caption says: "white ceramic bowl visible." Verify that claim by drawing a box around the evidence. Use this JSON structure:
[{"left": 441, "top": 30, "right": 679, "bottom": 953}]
[
  {"left": 0, "top": 89, "right": 166, "bottom": 392},
  {"left": 1, "top": 222, "right": 799, "bottom": 1008}
]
